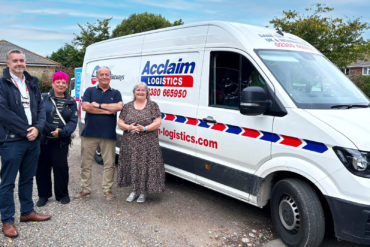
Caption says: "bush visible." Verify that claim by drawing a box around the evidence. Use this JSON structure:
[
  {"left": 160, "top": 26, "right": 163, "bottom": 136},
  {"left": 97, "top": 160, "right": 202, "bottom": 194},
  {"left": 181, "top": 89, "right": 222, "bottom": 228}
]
[
  {"left": 39, "top": 79, "right": 52, "bottom": 93},
  {"left": 363, "top": 75, "right": 370, "bottom": 84},
  {"left": 362, "top": 78, "right": 370, "bottom": 98},
  {"left": 39, "top": 72, "right": 52, "bottom": 93},
  {"left": 349, "top": 75, "right": 370, "bottom": 98},
  {"left": 349, "top": 74, "right": 365, "bottom": 88}
]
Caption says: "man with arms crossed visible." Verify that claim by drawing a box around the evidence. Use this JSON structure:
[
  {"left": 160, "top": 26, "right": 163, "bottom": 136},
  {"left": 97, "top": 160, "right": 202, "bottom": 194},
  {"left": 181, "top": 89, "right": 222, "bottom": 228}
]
[
  {"left": 76, "top": 66, "right": 123, "bottom": 200},
  {"left": 0, "top": 49, "right": 51, "bottom": 238}
]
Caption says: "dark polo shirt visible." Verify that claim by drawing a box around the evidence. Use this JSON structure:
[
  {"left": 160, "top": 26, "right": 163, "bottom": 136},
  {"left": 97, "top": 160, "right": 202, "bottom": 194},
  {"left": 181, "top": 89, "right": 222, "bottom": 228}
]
[{"left": 81, "top": 86, "right": 122, "bottom": 140}]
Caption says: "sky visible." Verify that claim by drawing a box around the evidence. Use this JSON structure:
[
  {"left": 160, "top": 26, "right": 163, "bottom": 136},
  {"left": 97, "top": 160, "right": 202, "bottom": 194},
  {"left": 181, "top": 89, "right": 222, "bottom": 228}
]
[{"left": 1, "top": 0, "right": 369, "bottom": 57}]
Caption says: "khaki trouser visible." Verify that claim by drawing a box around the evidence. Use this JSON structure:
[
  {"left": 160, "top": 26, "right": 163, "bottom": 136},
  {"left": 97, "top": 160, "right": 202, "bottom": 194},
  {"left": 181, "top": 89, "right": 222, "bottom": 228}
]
[{"left": 81, "top": 136, "right": 115, "bottom": 193}]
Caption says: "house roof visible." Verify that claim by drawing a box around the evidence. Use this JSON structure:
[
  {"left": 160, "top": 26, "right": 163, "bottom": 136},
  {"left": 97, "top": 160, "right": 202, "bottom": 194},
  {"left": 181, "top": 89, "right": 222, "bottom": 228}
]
[
  {"left": 0, "top": 40, "right": 60, "bottom": 66},
  {"left": 348, "top": 56, "right": 370, "bottom": 68}
]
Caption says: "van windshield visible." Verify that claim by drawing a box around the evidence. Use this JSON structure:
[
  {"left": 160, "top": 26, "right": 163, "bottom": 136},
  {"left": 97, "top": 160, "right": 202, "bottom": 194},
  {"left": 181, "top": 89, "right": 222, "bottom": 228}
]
[{"left": 256, "top": 50, "right": 369, "bottom": 109}]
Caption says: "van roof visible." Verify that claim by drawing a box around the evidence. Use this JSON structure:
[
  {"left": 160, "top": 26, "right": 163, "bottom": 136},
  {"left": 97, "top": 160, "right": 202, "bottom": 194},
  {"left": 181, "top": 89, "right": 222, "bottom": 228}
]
[{"left": 84, "top": 21, "right": 319, "bottom": 62}]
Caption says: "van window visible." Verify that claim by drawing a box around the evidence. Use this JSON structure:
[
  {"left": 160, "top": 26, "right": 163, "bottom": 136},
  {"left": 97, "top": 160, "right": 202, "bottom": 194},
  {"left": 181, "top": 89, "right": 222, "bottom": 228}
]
[
  {"left": 257, "top": 50, "right": 369, "bottom": 109},
  {"left": 209, "top": 51, "right": 265, "bottom": 109}
]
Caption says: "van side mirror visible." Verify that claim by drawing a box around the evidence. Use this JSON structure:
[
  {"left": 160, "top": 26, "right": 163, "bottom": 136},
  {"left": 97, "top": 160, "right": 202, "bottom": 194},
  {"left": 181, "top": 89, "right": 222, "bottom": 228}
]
[{"left": 240, "top": 86, "right": 270, "bottom": 116}]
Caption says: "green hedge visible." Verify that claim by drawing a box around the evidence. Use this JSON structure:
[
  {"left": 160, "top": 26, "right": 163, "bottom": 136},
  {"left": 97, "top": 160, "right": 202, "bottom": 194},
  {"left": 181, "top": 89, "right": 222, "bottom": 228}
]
[{"left": 350, "top": 75, "right": 370, "bottom": 98}]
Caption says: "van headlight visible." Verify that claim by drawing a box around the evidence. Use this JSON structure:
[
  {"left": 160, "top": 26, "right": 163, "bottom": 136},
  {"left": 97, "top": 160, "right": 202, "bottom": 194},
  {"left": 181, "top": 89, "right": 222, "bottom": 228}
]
[{"left": 333, "top": 147, "right": 370, "bottom": 178}]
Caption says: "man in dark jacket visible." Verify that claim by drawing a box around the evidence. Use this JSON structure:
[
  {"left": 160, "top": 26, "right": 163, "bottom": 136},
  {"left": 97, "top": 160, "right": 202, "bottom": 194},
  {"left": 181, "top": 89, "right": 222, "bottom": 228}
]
[{"left": 0, "top": 49, "right": 51, "bottom": 238}]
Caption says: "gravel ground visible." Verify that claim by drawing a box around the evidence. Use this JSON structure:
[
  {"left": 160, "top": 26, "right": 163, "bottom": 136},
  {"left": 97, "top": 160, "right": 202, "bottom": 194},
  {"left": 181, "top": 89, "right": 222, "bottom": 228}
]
[
  {"left": 1, "top": 131, "right": 365, "bottom": 247},
  {"left": 0, "top": 131, "right": 275, "bottom": 247}
]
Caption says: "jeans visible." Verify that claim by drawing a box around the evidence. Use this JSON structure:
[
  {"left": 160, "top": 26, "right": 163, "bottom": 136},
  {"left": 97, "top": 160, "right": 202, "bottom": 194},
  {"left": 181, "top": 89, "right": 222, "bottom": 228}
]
[{"left": 0, "top": 139, "right": 40, "bottom": 223}]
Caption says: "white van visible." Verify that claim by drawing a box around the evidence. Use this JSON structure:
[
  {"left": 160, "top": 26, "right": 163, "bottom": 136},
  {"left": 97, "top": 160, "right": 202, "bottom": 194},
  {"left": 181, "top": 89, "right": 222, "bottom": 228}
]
[{"left": 79, "top": 21, "right": 370, "bottom": 247}]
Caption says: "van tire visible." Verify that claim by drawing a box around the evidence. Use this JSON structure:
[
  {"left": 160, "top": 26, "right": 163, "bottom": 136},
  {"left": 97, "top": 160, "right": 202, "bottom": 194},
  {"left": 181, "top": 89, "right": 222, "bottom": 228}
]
[{"left": 270, "top": 178, "right": 325, "bottom": 247}]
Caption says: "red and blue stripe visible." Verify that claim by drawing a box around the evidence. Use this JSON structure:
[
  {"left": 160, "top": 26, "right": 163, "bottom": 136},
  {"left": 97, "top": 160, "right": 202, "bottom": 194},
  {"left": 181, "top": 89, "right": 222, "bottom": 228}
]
[{"left": 161, "top": 113, "right": 328, "bottom": 153}]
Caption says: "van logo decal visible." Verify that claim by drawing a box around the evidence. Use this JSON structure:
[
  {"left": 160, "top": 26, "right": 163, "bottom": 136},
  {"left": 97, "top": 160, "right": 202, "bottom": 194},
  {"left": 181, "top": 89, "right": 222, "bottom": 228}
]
[
  {"left": 141, "top": 59, "right": 195, "bottom": 87},
  {"left": 161, "top": 113, "right": 328, "bottom": 153},
  {"left": 91, "top": 65, "right": 100, "bottom": 85},
  {"left": 90, "top": 65, "right": 125, "bottom": 85}
]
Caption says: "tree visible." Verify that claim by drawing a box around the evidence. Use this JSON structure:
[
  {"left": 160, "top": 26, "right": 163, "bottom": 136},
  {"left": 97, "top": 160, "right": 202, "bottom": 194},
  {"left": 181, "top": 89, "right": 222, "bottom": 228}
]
[
  {"left": 270, "top": 4, "right": 370, "bottom": 68},
  {"left": 48, "top": 13, "right": 183, "bottom": 74},
  {"left": 112, "top": 12, "right": 183, "bottom": 38},
  {"left": 47, "top": 44, "right": 83, "bottom": 92},
  {"left": 48, "top": 44, "right": 84, "bottom": 68},
  {"left": 48, "top": 18, "right": 112, "bottom": 83},
  {"left": 73, "top": 18, "right": 112, "bottom": 54}
]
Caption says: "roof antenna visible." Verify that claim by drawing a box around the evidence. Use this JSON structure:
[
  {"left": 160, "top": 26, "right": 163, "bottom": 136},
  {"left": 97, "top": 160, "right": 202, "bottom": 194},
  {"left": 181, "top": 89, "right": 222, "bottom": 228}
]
[{"left": 276, "top": 29, "right": 284, "bottom": 36}]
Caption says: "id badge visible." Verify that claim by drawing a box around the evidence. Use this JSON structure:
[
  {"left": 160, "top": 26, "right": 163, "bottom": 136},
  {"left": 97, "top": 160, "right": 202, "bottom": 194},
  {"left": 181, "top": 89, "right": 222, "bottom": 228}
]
[{"left": 22, "top": 101, "right": 30, "bottom": 108}]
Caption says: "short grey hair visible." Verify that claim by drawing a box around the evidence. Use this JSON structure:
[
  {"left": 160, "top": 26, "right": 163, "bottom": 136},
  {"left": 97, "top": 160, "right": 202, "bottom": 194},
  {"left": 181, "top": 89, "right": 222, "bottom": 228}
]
[
  {"left": 6, "top": 49, "right": 26, "bottom": 61},
  {"left": 133, "top": 82, "right": 150, "bottom": 100},
  {"left": 97, "top": 66, "right": 111, "bottom": 76}
]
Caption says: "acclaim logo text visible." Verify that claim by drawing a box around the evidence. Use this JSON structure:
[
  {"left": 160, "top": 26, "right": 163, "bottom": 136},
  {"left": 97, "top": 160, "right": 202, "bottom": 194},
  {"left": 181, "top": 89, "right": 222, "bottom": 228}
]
[{"left": 141, "top": 58, "right": 195, "bottom": 87}]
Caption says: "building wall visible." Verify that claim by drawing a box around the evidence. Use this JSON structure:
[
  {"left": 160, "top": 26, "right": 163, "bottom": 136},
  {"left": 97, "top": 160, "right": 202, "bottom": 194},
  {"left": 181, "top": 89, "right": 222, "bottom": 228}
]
[{"left": 349, "top": 67, "right": 362, "bottom": 76}]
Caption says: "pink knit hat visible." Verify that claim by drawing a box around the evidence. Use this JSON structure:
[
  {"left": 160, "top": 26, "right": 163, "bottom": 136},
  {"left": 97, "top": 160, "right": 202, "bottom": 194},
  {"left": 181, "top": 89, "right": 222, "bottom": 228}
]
[{"left": 52, "top": 71, "right": 69, "bottom": 85}]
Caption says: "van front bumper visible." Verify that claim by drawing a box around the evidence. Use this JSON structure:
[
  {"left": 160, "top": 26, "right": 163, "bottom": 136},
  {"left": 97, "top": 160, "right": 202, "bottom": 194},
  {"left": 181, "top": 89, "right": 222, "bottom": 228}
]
[{"left": 326, "top": 196, "right": 370, "bottom": 245}]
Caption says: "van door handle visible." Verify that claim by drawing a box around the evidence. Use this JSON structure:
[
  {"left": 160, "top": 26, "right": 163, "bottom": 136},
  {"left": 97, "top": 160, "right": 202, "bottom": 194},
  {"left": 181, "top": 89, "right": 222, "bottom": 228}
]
[{"left": 202, "top": 116, "right": 216, "bottom": 123}]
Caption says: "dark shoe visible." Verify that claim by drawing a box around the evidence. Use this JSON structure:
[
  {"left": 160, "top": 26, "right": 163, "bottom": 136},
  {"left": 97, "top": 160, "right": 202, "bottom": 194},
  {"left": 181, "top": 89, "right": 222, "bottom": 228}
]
[
  {"left": 2, "top": 222, "right": 18, "bottom": 238},
  {"left": 75, "top": 190, "right": 90, "bottom": 199},
  {"left": 20, "top": 212, "right": 51, "bottom": 222},
  {"left": 60, "top": 196, "right": 70, "bottom": 204},
  {"left": 104, "top": 191, "right": 115, "bottom": 201},
  {"left": 36, "top": 197, "right": 48, "bottom": 207}
]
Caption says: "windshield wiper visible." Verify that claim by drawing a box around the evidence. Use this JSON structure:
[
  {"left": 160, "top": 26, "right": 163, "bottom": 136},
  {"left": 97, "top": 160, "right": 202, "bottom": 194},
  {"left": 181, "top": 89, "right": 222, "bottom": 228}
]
[{"left": 331, "top": 104, "right": 370, "bottom": 109}]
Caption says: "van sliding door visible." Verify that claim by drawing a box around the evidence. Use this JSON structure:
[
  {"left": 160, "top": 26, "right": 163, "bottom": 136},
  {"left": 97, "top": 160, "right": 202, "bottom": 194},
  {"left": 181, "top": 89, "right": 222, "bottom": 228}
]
[{"left": 195, "top": 49, "right": 274, "bottom": 202}]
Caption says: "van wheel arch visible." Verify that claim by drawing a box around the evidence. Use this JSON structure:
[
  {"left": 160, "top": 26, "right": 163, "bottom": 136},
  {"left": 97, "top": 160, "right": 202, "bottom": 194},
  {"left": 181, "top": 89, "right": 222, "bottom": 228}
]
[
  {"left": 257, "top": 172, "right": 334, "bottom": 244},
  {"left": 270, "top": 178, "right": 325, "bottom": 246}
]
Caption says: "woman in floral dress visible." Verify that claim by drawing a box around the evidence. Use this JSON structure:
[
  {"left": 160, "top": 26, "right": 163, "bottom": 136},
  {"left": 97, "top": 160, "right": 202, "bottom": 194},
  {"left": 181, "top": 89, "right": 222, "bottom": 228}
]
[{"left": 117, "top": 82, "right": 164, "bottom": 203}]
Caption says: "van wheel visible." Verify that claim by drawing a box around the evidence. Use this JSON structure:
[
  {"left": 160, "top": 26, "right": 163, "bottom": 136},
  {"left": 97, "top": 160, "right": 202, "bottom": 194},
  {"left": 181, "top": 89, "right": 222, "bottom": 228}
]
[{"left": 270, "top": 178, "right": 325, "bottom": 247}]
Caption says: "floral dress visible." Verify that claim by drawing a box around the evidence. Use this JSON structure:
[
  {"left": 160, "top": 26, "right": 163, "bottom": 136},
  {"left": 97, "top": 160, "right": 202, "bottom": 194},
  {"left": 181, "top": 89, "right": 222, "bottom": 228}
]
[{"left": 117, "top": 100, "right": 165, "bottom": 194}]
